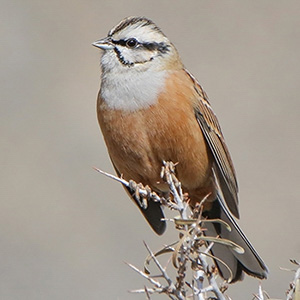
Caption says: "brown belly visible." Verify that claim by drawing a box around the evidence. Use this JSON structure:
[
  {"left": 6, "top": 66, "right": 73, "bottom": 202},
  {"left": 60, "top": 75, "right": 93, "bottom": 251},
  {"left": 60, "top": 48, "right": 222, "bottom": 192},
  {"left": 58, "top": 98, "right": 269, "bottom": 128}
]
[{"left": 97, "top": 71, "right": 216, "bottom": 204}]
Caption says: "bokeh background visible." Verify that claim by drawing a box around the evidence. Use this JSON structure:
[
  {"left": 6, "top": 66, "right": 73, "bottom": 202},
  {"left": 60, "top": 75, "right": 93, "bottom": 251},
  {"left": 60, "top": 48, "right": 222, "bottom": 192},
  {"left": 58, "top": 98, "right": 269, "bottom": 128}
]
[{"left": 1, "top": 1, "right": 300, "bottom": 299}]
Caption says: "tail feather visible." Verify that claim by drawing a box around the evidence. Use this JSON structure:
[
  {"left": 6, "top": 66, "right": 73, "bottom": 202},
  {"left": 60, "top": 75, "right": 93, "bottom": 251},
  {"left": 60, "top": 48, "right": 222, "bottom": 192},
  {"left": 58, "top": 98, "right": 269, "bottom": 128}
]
[{"left": 203, "top": 195, "right": 268, "bottom": 282}]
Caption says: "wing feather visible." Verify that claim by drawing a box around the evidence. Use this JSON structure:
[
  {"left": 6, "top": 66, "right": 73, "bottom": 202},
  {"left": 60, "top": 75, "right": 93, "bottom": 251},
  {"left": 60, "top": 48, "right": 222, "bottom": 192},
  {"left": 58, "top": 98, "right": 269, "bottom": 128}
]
[
  {"left": 185, "top": 70, "right": 239, "bottom": 218},
  {"left": 111, "top": 160, "right": 166, "bottom": 235}
]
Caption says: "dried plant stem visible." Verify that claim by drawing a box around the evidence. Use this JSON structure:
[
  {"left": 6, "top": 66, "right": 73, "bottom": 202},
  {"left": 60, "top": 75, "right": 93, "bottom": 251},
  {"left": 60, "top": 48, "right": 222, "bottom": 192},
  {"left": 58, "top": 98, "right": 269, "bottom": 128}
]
[{"left": 95, "top": 164, "right": 299, "bottom": 300}]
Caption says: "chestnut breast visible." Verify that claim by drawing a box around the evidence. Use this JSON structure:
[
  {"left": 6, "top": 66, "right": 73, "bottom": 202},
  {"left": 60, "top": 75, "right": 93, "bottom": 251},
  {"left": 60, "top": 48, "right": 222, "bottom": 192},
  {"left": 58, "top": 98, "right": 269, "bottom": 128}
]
[{"left": 97, "top": 70, "right": 214, "bottom": 197}]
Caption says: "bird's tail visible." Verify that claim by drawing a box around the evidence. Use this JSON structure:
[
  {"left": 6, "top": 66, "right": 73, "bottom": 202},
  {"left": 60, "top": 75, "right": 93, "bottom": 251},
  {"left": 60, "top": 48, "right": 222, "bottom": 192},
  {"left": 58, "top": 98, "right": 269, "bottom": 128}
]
[{"left": 203, "top": 194, "right": 268, "bottom": 282}]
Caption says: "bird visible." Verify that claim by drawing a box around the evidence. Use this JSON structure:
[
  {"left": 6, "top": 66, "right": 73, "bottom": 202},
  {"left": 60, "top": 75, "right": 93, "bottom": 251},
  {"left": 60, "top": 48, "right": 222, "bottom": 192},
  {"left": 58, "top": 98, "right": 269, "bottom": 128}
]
[{"left": 93, "top": 16, "right": 268, "bottom": 282}]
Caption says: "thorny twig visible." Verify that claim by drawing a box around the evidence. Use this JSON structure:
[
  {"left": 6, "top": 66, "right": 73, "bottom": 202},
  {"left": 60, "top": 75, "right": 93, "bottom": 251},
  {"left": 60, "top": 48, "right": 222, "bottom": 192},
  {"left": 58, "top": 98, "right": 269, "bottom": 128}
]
[
  {"left": 94, "top": 163, "right": 300, "bottom": 299},
  {"left": 95, "top": 162, "right": 228, "bottom": 299},
  {"left": 285, "top": 260, "right": 300, "bottom": 300}
]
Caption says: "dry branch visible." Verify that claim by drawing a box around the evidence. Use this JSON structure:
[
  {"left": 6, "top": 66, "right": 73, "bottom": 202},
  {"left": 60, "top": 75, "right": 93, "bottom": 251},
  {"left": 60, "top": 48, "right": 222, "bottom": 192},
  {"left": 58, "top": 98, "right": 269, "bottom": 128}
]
[{"left": 94, "top": 163, "right": 300, "bottom": 299}]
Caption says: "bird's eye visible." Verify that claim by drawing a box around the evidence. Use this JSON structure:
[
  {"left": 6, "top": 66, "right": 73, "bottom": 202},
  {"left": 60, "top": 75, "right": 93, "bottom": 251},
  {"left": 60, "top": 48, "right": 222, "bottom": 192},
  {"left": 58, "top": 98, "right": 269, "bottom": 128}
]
[{"left": 126, "top": 38, "right": 138, "bottom": 48}]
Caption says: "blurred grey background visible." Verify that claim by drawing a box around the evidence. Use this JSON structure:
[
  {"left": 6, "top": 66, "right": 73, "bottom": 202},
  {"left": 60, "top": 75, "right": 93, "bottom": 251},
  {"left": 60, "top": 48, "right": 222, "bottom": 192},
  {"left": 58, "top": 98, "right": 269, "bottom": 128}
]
[{"left": 1, "top": 1, "right": 300, "bottom": 299}]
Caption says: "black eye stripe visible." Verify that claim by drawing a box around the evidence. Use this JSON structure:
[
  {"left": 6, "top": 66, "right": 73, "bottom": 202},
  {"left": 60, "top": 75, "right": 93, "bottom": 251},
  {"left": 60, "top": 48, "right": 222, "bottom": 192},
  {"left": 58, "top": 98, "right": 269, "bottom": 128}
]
[
  {"left": 143, "top": 42, "right": 170, "bottom": 53},
  {"left": 112, "top": 39, "right": 127, "bottom": 46},
  {"left": 112, "top": 39, "right": 170, "bottom": 53},
  {"left": 112, "top": 39, "right": 139, "bottom": 47}
]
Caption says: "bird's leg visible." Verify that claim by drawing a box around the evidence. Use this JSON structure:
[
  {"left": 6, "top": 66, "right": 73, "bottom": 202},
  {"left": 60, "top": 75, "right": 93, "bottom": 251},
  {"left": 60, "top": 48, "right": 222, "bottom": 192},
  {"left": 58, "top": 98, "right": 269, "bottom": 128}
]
[{"left": 128, "top": 180, "right": 151, "bottom": 209}]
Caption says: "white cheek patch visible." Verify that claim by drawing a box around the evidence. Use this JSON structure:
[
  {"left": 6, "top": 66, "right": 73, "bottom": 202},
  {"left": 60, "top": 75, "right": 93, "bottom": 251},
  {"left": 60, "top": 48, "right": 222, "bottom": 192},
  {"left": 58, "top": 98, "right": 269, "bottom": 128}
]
[
  {"left": 100, "top": 69, "right": 167, "bottom": 111},
  {"left": 118, "top": 47, "right": 154, "bottom": 65}
]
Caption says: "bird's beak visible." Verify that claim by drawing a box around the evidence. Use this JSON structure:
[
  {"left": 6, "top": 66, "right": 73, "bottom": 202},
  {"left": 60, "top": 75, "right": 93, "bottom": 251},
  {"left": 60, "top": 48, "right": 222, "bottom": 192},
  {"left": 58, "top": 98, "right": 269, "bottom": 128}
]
[{"left": 92, "top": 37, "right": 114, "bottom": 50}]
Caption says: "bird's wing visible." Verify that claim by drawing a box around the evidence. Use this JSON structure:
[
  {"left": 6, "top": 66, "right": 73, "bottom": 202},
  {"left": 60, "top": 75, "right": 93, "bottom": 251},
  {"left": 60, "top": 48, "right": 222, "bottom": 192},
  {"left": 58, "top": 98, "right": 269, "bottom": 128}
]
[
  {"left": 185, "top": 70, "right": 239, "bottom": 218},
  {"left": 111, "top": 161, "right": 166, "bottom": 235}
]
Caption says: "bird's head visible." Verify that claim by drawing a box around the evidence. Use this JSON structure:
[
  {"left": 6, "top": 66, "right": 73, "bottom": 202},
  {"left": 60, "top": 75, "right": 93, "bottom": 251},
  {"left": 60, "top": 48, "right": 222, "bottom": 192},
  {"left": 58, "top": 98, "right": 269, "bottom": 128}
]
[{"left": 93, "top": 16, "right": 182, "bottom": 74}]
